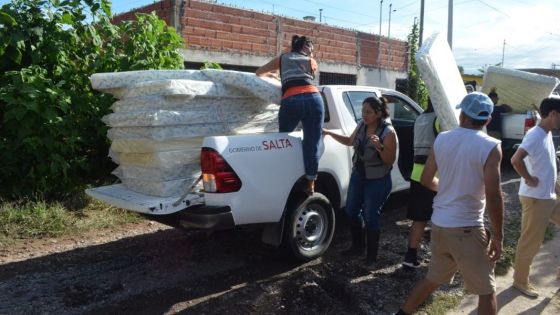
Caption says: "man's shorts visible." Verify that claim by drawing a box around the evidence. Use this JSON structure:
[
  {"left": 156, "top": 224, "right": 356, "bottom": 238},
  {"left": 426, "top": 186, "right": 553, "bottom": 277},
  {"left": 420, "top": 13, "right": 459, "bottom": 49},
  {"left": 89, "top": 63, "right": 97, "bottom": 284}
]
[
  {"left": 426, "top": 224, "right": 496, "bottom": 295},
  {"left": 406, "top": 180, "right": 437, "bottom": 221}
]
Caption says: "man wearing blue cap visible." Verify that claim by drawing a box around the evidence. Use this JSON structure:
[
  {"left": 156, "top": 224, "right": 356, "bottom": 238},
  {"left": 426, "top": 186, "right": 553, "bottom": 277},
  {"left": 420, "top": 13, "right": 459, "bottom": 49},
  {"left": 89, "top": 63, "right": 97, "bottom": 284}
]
[{"left": 393, "top": 92, "right": 504, "bottom": 315}]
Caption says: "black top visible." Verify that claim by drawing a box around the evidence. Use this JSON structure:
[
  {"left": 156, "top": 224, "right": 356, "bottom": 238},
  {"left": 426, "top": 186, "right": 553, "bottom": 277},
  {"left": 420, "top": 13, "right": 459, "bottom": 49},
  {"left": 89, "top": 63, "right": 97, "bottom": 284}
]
[{"left": 487, "top": 105, "right": 509, "bottom": 132}]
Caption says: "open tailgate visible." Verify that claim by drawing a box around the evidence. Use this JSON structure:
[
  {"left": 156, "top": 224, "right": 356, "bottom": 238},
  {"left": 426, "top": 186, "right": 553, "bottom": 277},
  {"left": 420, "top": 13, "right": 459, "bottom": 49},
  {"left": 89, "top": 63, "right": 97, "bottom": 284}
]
[{"left": 86, "top": 184, "right": 204, "bottom": 215}]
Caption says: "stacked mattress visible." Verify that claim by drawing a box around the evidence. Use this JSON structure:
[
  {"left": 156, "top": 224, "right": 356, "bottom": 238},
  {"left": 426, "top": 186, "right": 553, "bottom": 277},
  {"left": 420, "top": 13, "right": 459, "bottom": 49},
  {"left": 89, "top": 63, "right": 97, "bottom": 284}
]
[
  {"left": 415, "top": 32, "right": 467, "bottom": 131},
  {"left": 91, "top": 69, "right": 282, "bottom": 197},
  {"left": 482, "top": 66, "right": 559, "bottom": 113}
]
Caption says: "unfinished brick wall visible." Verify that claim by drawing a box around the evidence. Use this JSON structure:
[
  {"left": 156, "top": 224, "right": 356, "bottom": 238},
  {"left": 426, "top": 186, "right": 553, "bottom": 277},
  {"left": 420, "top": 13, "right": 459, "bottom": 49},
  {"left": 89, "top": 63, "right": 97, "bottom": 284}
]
[
  {"left": 277, "top": 19, "right": 357, "bottom": 64},
  {"left": 358, "top": 33, "right": 380, "bottom": 67},
  {"left": 112, "top": 0, "right": 408, "bottom": 72},
  {"left": 182, "top": 0, "right": 278, "bottom": 55},
  {"left": 112, "top": 0, "right": 173, "bottom": 25},
  {"left": 379, "top": 38, "right": 408, "bottom": 71}
]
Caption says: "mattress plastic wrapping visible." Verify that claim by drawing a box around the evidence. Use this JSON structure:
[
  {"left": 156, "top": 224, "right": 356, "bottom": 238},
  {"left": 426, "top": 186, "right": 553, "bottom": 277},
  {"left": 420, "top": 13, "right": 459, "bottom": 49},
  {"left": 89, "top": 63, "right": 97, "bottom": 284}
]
[
  {"left": 415, "top": 32, "right": 466, "bottom": 131},
  {"left": 108, "top": 149, "right": 199, "bottom": 167},
  {"left": 111, "top": 95, "right": 255, "bottom": 112},
  {"left": 107, "top": 120, "right": 279, "bottom": 141},
  {"left": 482, "top": 66, "right": 559, "bottom": 113},
  {"left": 112, "top": 164, "right": 201, "bottom": 182},
  {"left": 92, "top": 69, "right": 282, "bottom": 197}
]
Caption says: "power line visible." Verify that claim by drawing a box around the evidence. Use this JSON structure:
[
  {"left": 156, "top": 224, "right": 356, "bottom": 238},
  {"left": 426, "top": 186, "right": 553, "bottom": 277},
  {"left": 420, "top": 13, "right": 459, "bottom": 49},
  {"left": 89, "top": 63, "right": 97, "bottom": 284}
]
[
  {"left": 391, "top": 0, "right": 471, "bottom": 21},
  {"left": 475, "top": 0, "right": 510, "bottom": 18},
  {"left": 216, "top": 0, "right": 384, "bottom": 32},
  {"left": 300, "top": 0, "right": 378, "bottom": 20},
  {"left": 395, "top": 0, "right": 418, "bottom": 11}
]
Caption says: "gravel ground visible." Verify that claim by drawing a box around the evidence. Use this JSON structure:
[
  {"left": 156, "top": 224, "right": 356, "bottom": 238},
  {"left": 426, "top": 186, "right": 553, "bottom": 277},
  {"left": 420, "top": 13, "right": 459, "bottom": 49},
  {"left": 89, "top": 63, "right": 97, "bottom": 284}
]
[{"left": 0, "top": 165, "right": 520, "bottom": 315}]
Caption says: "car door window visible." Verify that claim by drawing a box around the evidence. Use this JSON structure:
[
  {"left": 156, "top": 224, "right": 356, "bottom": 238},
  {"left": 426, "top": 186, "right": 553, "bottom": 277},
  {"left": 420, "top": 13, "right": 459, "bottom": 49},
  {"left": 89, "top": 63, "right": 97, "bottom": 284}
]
[
  {"left": 343, "top": 91, "right": 377, "bottom": 122},
  {"left": 384, "top": 95, "right": 419, "bottom": 122},
  {"left": 319, "top": 91, "right": 330, "bottom": 122}
]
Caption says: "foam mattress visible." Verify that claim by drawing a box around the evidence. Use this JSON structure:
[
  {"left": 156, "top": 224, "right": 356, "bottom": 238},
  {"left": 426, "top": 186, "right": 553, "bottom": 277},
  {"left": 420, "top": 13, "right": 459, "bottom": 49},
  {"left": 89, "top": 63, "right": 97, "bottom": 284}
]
[
  {"left": 415, "top": 32, "right": 466, "bottom": 131},
  {"left": 482, "top": 66, "right": 559, "bottom": 113},
  {"left": 91, "top": 69, "right": 282, "bottom": 197}
]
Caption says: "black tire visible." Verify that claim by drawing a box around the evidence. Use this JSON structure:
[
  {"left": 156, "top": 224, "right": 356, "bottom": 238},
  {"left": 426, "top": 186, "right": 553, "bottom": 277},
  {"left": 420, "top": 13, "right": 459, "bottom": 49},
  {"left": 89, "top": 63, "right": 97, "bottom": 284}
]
[{"left": 283, "top": 192, "right": 335, "bottom": 261}]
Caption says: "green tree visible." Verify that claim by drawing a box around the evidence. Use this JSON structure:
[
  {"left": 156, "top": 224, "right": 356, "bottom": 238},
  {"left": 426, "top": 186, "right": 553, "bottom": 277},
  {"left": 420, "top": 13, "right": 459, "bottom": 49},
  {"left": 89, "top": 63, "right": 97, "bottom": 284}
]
[
  {"left": 0, "top": 0, "right": 184, "bottom": 198},
  {"left": 407, "top": 20, "right": 428, "bottom": 109},
  {"left": 201, "top": 61, "right": 222, "bottom": 70}
]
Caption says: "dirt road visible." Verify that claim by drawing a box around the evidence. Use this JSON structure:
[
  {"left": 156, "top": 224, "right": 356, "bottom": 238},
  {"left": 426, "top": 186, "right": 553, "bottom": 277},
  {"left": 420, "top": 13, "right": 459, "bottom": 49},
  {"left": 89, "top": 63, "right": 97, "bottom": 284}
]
[{"left": 0, "top": 165, "right": 534, "bottom": 315}]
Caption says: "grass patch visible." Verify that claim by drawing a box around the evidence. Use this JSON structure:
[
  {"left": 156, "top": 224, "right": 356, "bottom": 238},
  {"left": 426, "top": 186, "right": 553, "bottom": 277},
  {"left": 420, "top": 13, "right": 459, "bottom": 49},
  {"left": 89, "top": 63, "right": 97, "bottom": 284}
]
[
  {"left": 495, "top": 217, "right": 521, "bottom": 275},
  {"left": 495, "top": 218, "right": 557, "bottom": 276},
  {"left": 421, "top": 291, "right": 463, "bottom": 315},
  {"left": 0, "top": 194, "right": 142, "bottom": 247}
]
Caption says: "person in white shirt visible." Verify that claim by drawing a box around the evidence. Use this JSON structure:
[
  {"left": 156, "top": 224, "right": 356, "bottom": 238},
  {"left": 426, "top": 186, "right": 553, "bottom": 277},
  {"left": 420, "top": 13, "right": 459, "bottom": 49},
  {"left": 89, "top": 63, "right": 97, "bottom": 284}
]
[
  {"left": 393, "top": 92, "right": 504, "bottom": 315},
  {"left": 510, "top": 96, "right": 560, "bottom": 298}
]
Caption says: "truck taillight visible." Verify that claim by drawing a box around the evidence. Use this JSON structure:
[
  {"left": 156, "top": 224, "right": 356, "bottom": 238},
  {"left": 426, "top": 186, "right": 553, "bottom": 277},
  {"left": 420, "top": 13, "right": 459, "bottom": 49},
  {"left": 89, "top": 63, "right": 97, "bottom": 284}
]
[
  {"left": 200, "top": 148, "right": 242, "bottom": 193},
  {"left": 524, "top": 111, "right": 537, "bottom": 134}
]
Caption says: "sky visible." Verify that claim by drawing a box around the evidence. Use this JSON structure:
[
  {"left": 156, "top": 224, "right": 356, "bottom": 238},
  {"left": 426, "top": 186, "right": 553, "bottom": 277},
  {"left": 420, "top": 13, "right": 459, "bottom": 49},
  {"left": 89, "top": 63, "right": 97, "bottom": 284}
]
[{"left": 3, "top": 0, "right": 559, "bottom": 75}]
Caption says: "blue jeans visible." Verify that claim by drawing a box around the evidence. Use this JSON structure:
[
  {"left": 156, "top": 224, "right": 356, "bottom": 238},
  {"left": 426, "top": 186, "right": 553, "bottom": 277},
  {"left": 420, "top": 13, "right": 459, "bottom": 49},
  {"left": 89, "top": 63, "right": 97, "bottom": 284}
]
[
  {"left": 345, "top": 170, "right": 392, "bottom": 230},
  {"left": 279, "top": 92, "right": 325, "bottom": 180}
]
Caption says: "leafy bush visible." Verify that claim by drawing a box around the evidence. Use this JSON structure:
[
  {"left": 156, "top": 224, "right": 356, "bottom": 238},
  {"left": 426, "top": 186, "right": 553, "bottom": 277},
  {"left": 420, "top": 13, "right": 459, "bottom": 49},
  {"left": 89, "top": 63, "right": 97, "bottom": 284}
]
[
  {"left": 201, "top": 61, "right": 223, "bottom": 70},
  {"left": 407, "top": 19, "right": 428, "bottom": 109},
  {"left": 0, "top": 0, "right": 184, "bottom": 198}
]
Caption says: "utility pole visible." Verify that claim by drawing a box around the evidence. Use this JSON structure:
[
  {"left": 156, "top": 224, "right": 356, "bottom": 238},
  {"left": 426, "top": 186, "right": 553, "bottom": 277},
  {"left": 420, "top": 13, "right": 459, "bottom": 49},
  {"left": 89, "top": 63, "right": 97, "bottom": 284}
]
[
  {"left": 501, "top": 39, "right": 506, "bottom": 67},
  {"left": 379, "top": 0, "right": 383, "bottom": 37},
  {"left": 419, "top": 0, "right": 425, "bottom": 47},
  {"left": 378, "top": 0, "right": 383, "bottom": 67},
  {"left": 319, "top": 8, "right": 323, "bottom": 23},
  {"left": 447, "top": 0, "right": 453, "bottom": 48},
  {"left": 388, "top": 3, "right": 394, "bottom": 38}
]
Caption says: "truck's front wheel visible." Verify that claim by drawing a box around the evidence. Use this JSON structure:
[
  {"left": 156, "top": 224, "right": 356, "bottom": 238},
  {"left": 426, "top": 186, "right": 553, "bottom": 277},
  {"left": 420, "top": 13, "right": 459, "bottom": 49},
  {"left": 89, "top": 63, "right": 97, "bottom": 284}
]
[{"left": 283, "top": 193, "right": 335, "bottom": 261}]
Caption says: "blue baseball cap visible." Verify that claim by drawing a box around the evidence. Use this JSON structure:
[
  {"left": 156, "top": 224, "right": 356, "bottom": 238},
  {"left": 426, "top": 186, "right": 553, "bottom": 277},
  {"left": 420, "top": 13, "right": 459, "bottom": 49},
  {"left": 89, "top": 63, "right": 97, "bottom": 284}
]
[{"left": 456, "top": 92, "right": 494, "bottom": 120}]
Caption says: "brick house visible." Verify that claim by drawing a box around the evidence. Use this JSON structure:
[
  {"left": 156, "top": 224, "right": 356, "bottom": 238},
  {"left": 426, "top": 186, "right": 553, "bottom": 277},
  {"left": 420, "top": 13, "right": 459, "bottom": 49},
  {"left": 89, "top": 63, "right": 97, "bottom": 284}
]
[{"left": 113, "top": 0, "right": 410, "bottom": 88}]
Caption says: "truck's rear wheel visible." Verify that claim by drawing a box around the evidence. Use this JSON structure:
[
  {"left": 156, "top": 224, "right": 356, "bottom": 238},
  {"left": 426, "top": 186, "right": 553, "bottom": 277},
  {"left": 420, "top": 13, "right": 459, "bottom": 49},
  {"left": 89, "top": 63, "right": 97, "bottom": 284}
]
[{"left": 283, "top": 193, "right": 335, "bottom": 261}]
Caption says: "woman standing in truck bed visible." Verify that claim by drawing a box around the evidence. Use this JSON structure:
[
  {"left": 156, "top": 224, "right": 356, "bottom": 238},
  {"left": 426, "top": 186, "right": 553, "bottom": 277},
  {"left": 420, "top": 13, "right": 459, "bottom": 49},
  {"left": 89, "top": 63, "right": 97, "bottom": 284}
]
[{"left": 256, "top": 35, "right": 324, "bottom": 196}]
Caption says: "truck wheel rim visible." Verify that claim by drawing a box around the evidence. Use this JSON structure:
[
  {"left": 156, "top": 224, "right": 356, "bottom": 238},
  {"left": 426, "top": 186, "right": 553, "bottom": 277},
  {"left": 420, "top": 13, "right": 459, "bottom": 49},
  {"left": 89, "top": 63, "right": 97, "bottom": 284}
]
[{"left": 294, "top": 205, "right": 326, "bottom": 251}]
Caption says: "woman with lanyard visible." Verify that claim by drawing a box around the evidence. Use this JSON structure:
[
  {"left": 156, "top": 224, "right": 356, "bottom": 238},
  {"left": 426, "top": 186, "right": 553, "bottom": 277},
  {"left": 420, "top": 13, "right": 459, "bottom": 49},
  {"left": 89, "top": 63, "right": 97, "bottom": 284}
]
[{"left": 323, "top": 96, "right": 398, "bottom": 266}]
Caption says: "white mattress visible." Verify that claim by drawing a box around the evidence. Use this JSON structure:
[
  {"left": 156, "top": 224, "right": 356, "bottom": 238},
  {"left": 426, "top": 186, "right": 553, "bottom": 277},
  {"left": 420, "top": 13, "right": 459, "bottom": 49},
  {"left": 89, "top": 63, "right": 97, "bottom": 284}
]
[
  {"left": 415, "top": 32, "right": 466, "bottom": 131},
  {"left": 482, "top": 66, "right": 559, "bottom": 113},
  {"left": 92, "top": 69, "right": 282, "bottom": 197}
]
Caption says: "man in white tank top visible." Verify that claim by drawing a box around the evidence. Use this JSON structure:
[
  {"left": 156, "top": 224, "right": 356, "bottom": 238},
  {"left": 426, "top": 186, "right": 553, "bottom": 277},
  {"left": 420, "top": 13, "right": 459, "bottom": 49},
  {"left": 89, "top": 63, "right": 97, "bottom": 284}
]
[
  {"left": 394, "top": 92, "right": 504, "bottom": 315},
  {"left": 510, "top": 96, "right": 560, "bottom": 298}
]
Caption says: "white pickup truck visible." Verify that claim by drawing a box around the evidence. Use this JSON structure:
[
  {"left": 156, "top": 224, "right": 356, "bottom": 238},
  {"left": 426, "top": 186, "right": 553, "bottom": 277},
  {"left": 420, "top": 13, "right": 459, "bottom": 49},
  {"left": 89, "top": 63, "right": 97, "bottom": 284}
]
[
  {"left": 500, "top": 110, "right": 539, "bottom": 154},
  {"left": 502, "top": 111, "right": 560, "bottom": 157},
  {"left": 87, "top": 85, "right": 423, "bottom": 261}
]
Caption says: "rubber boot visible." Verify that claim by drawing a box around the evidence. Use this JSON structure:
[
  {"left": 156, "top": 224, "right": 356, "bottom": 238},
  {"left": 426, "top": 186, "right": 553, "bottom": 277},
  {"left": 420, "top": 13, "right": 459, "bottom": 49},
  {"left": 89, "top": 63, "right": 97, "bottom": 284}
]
[
  {"left": 365, "top": 229, "right": 380, "bottom": 266},
  {"left": 341, "top": 220, "right": 365, "bottom": 256}
]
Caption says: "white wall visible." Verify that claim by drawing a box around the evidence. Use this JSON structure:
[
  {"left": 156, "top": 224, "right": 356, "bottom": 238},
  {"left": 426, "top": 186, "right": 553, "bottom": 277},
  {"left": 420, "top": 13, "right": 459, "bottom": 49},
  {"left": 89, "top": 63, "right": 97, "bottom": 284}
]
[
  {"left": 181, "top": 49, "right": 407, "bottom": 89},
  {"left": 357, "top": 67, "right": 407, "bottom": 89}
]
